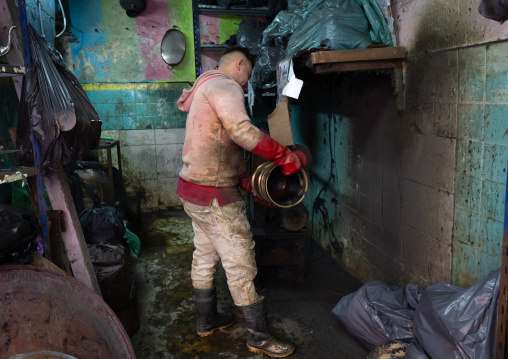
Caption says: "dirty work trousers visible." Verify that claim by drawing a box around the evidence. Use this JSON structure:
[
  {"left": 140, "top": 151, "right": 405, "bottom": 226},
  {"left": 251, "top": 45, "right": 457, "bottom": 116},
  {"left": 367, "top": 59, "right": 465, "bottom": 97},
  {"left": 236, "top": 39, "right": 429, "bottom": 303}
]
[{"left": 181, "top": 198, "right": 259, "bottom": 306}]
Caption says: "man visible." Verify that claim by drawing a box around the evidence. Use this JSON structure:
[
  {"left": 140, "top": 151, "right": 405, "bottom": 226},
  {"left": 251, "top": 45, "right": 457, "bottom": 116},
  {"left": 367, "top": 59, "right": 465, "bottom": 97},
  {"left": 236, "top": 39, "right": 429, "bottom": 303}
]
[{"left": 176, "top": 46, "right": 304, "bottom": 358}]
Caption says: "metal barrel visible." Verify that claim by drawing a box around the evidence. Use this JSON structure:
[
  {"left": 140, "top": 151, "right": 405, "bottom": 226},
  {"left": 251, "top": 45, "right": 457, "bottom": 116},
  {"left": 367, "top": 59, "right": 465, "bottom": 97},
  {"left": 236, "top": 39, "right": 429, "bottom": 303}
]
[{"left": 252, "top": 162, "right": 308, "bottom": 208}]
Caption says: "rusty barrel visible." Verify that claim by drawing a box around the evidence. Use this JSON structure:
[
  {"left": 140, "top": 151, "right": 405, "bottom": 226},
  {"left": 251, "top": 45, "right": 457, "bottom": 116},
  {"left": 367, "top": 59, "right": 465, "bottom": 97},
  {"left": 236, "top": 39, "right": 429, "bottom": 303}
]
[{"left": 252, "top": 162, "right": 308, "bottom": 208}]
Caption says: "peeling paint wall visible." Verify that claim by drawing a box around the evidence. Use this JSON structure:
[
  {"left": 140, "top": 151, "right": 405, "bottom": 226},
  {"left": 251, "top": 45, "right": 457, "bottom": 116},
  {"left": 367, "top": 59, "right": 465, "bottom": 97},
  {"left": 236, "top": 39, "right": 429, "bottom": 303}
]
[
  {"left": 63, "top": 0, "right": 195, "bottom": 82},
  {"left": 57, "top": 0, "right": 196, "bottom": 211},
  {"left": 292, "top": 0, "right": 508, "bottom": 288}
]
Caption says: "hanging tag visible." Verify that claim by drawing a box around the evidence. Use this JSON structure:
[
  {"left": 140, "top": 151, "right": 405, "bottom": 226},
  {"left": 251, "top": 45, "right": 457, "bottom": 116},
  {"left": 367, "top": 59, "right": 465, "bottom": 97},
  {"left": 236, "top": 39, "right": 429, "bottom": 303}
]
[
  {"left": 247, "top": 80, "right": 255, "bottom": 116},
  {"left": 282, "top": 60, "right": 303, "bottom": 99}
]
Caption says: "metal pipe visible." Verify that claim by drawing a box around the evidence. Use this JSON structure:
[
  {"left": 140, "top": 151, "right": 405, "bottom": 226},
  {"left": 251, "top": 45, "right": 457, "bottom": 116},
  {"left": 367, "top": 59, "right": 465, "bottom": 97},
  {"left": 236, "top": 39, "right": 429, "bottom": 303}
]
[
  {"left": 55, "top": 0, "right": 66, "bottom": 38},
  {"left": 0, "top": 26, "right": 16, "bottom": 57},
  {"left": 38, "top": 0, "right": 45, "bottom": 38}
]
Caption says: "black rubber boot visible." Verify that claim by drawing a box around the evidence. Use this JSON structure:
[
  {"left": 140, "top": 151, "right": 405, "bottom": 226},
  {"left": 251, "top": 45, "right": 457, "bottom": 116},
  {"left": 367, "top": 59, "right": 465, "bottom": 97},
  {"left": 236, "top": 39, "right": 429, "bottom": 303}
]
[
  {"left": 237, "top": 298, "right": 295, "bottom": 358},
  {"left": 194, "top": 286, "right": 234, "bottom": 337}
]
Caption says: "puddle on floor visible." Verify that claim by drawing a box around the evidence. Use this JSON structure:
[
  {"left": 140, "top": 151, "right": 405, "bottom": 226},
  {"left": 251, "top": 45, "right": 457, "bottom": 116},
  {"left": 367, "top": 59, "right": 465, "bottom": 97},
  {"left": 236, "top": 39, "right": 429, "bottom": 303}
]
[{"left": 130, "top": 211, "right": 259, "bottom": 359}]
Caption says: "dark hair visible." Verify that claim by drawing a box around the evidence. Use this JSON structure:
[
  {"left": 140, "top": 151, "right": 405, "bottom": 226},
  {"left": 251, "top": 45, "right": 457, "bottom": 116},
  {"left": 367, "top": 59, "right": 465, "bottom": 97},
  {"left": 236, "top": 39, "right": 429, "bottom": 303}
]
[{"left": 221, "top": 46, "right": 256, "bottom": 67}]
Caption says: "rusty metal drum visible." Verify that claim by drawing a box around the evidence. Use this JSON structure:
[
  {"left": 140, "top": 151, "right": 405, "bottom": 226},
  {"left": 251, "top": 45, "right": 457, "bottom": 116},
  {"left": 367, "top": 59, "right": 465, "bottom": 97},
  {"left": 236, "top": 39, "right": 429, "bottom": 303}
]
[{"left": 0, "top": 265, "right": 136, "bottom": 359}]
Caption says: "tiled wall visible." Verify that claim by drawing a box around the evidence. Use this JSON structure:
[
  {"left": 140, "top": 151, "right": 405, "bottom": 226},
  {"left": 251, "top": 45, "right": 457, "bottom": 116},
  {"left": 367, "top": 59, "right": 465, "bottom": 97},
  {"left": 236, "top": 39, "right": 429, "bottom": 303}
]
[
  {"left": 97, "top": 128, "right": 185, "bottom": 212},
  {"left": 452, "top": 43, "right": 508, "bottom": 286},
  {"left": 84, "top": 84, "right": 188, "bottom": 131},
  {"left": 84, "top": 84, "right": 189, "bottom": 212},
  {"left": 292, "top": 41, "right": 508, "bottom": 288},
  {"left": 402, "top": 44, "right": 508, "bottom": 287}
]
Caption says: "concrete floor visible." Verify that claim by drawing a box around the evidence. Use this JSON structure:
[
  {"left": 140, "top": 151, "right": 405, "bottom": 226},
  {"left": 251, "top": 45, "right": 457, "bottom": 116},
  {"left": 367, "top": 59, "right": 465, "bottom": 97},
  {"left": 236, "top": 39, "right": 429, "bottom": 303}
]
[{"left": 130, "top": 210, "right": 370, "bottom": 359}]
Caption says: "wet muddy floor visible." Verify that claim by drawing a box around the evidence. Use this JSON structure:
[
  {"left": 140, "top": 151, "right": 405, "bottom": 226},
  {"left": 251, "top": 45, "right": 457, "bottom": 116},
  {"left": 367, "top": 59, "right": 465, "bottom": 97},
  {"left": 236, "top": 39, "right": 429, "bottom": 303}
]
[{"left": 130, "top": 210, "right": 369, "bottom": 359}]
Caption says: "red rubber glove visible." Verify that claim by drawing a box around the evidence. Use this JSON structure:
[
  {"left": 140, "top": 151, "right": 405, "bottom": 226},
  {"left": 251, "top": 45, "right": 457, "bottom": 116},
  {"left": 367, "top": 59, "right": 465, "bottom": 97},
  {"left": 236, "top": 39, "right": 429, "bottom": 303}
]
[
  {"left": 239, "top": 171, "right": 274, "bottom": 206},
  {"left": 251, "top": 133, "right": 303, "bottom": 175}
]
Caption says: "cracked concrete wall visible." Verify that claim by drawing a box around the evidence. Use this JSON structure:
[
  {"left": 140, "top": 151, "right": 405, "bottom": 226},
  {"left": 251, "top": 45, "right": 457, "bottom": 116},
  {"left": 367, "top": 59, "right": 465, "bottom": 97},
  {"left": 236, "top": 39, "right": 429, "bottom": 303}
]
[
  {"left": 292, "top": 0, "right": 508, "bottom": 287},
  {"left": 393, "top": 0, "right": 508, "bottom": 286}
]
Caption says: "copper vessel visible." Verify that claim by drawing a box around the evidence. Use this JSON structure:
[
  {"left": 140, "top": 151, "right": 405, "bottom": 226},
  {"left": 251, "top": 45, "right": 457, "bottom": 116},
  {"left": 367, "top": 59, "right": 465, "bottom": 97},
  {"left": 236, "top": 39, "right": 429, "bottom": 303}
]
[{"left": 252, "top": 162, "right": 308, "bottom": 208}]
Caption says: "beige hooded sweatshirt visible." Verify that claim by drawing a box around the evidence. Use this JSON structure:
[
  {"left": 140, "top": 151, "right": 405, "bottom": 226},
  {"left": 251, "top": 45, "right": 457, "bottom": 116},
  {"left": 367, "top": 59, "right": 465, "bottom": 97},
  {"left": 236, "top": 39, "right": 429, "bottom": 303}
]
[{"left": 177, "top": 70, "right": 262, "bottom": 187}]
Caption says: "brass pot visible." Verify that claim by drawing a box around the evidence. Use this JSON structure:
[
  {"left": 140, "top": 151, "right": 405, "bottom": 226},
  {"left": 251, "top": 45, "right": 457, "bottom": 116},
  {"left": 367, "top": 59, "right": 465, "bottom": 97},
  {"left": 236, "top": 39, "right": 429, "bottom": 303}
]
[{"left": 252, "top": 162, "right": 308, "bottom": 208}]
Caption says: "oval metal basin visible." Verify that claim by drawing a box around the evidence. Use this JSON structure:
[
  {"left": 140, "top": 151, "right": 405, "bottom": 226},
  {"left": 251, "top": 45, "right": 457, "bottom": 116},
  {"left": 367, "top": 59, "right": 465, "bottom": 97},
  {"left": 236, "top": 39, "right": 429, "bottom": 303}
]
[{"left": 0, "top": 265, "right": 136, "bottom": 359}]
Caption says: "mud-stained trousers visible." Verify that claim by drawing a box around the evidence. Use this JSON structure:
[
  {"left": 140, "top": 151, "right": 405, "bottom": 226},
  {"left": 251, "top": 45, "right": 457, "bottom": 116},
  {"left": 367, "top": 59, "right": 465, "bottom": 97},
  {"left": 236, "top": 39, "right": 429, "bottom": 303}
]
[{"left": 181, "top": 198, "right": 260, "bottom": 307}]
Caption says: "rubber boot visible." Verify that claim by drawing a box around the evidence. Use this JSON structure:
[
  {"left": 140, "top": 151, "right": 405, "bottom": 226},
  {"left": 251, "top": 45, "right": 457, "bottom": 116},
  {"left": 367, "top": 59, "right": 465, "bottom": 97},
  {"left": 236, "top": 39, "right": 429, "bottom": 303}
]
[
  {"left": 237, "top": 298, "right": 295, "bottom": 358},
  {"left": 194, "top": 286, "right": 234, "bottom": 337}
]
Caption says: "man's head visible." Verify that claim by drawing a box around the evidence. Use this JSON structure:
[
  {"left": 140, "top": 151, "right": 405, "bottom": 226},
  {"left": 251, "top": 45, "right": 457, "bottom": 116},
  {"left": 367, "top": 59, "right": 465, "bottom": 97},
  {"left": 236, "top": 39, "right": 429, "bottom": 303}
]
[{"left": 217, "top": 46, "right": 255, "bottom": 90}]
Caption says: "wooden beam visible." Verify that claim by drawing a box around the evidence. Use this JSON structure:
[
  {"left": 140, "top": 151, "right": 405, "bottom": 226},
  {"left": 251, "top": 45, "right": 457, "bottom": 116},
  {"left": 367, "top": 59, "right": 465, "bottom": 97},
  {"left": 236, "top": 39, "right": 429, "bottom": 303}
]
[
  {"left": 310, "top": 47, "right": 406, "bottom": 65},
  {"left": 44, "top": 166, "right": 102, "bottom": 296},
  {"left": 314, "top": 60, "right": 399, "bottom": 74}
]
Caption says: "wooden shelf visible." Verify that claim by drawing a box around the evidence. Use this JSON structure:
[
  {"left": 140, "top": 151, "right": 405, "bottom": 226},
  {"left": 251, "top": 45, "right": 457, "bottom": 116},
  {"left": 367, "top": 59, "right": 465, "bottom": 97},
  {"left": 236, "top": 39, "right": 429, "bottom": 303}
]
[
  {"left": 0, "top": 166, "right": 39, "bottom": 184},
  {"left": 0, "top": 149, "right": 20, "bottom": 155},
  {"left": 198, "top": 5, "right": 269, "bottom": 16},
  {"left": 307, "top": 47, "right": 406, "bottom": 110},
  {"left": 0, "top": 64, "right": 26, "bottom": 77},
  {"left": 200, "top": 43, "right": 228, "bottom": 51}
]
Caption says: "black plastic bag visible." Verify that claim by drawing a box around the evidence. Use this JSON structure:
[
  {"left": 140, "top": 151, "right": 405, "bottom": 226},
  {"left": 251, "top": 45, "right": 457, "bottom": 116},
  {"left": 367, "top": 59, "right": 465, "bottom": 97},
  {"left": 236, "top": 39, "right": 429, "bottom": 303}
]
[
  {"left": 17, "top": 25, "right": 102, "bottom": 175},
  {"left": 0, "top": 204, "right": 41, "bottom": 265},
  {"left": 479, "top": 0, "right": 508, "bottom": 23},
  {"left": 76, "top": 161, "right": 134, "bottom": 220},
  {"left": 332, "top": 281, "right": 418, "bottom": 350},
  {"left": 236, "top": 19, "right": 286, "bottom": 90},
  {"left": 413, "top": 269, "right": 500, "bottom": 359},
  {"left": 79, "top": 204, "right": 126, "bottom": 245},
  {"left": 87, "top": 243, "right": 140, "bottom": 336}
]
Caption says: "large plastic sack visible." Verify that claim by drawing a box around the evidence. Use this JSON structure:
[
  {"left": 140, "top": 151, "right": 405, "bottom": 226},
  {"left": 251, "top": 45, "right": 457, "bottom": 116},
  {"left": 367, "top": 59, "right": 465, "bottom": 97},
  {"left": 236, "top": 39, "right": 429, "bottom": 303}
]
[
  {"left": 0, "top": 204, "right": 42, "bottom": 265},
  {"left": 285, "top": 0, "right": 373, "bottom": 57},
  {"left": 263, "top": 0, "right": 392, "bottom": 56},
  {"left": 237, "top": 19, "right": 269, "bottom": 57},
  {"left": 262, "top": 0, "right": 327, "bottom": 44},
  {"left": 479, "top": 0, "right": 508, "bottom": 23},
  {"left": 413, "top": 269, "right": 500, "bottom": 359},
  {"left": 17, "top": 25, "right": 101, "bottom": 175},
  {"left": 79, "top": 204, "right": 126, "bottom": 245},
  {"left": 124, "top": 227, "right": 141, "bottom": 258},
  {"left": 353, "top": 0, "right": 392, "bottom": 46},
  {"left": 332, "top": 281, "right": 418, "bottom": 350},
  {"left": 87, "top": 243, "right": 140, "bottom": 336}
]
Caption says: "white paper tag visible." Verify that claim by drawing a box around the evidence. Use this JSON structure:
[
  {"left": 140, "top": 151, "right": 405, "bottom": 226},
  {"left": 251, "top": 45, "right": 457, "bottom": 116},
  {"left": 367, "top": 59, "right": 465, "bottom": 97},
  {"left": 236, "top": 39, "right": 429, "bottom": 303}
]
[{"left": 282, "top": 73, "right": 303, "bottom": 99}]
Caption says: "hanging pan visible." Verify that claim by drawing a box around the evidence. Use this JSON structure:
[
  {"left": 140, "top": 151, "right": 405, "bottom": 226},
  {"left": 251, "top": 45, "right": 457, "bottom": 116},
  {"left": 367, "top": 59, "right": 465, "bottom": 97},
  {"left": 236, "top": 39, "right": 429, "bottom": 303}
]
[{"left": 161, "top": 27, "right": 186, "bottom": 68}]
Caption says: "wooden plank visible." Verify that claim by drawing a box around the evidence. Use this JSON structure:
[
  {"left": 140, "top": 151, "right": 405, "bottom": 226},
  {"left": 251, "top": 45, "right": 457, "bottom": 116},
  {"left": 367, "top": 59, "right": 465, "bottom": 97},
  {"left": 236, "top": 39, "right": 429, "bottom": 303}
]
[
  {"left": 310, "top": 47, "right": 406, "bottom": 64},
  {"left": 47, "top": 210, "right": 73, "bottom": 276},
  {"left": 44, "top": 166, "right": 102, "bottom": 296},
  {"left": 314, "top": 60, "right": 399, "bottom": 74},
  {"left": 0, "top": 64, "right": 26, "bottom": 77},
  {"left": 496, "top": 170, "right": 508, "bottom": 359},
  {"left": 0, "top": 166, "right": 38, "bottom": 183}
]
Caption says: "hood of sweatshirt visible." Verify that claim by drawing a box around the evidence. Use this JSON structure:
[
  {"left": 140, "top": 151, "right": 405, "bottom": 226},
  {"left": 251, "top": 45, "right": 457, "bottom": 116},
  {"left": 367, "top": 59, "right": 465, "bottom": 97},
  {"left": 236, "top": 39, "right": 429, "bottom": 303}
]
[{"left": 177, "top": 70, "right": 229, "bottom": 113}]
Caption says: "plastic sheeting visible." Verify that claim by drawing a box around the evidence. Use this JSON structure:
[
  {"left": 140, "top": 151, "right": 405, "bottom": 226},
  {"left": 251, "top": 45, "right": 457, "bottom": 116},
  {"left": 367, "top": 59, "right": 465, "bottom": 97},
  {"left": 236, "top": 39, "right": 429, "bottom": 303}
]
[
  {"left": 79, "top": 205, "right": 126, "bottom": 245},
  {"left": 413, "top": 269, "right": 500, "bottom": 359},
  {"left": 87, "top": 243, "right": 140, "bottom": 337},
  {"left": 478, "top": 0, "right": 508, "bottom": 23},
  {"left": 262, "top": 0, "right": 392, "bottom": 57},
  {"left": 332, "top": 281, "right": 419, "bottom": 350},
  {"left": 17, "top": 25, "right": 102, "bottom": 175},
  {"left": 0, "top": 204, "right": 41, "bottom": 265},
  {"left": 236, "top": 19, "right": 287, "bottom": 90},
  {"left": 334, "top": 269, "right": 500, "bottom": 359}
]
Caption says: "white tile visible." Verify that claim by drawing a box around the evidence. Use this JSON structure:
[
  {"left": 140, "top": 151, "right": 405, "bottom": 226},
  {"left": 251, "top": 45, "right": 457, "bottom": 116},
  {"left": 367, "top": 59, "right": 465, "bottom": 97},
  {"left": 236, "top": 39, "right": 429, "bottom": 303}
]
[
  {"left": 158, "top": 178, "right": 182, "bottom": 209},
  {"left": 156, "top": 144, "right": 183, "bottom": 178},
  {"left": 118, "top": 129, "right": 155, "bottom": 146},
  {"left": 121, "top": 145, "right": 157, "bottom": 180},
  {"left": 155, "top": 128, "right": 186, "bottom": 144},
  {"left": 134, "top": 179, "right": 159, "bottom": 212}
]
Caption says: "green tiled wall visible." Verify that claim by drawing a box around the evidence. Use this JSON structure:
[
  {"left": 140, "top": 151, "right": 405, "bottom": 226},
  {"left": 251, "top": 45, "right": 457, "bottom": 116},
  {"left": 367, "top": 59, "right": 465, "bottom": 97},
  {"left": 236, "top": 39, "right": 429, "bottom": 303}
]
[{"left": 85, "top": 88, "right": 188, "bottom": 131}]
